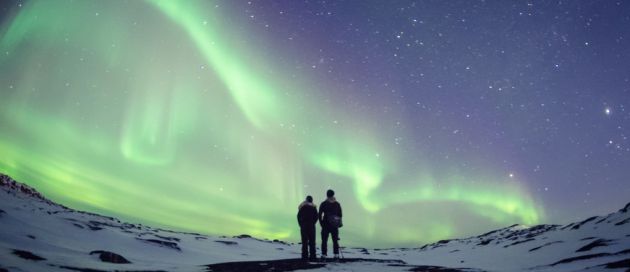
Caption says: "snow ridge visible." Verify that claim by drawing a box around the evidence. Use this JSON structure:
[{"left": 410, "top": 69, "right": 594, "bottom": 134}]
[{"left": 0, "top": 174, "right": 629, "bottom": 272}]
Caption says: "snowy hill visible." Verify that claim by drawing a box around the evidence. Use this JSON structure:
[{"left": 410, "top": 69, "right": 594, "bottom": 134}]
[
  {"left": 0, "top": 173, "right": 628, "bottom": 272},
  {"left": 0, "top": 174, "right": 299, "bottom": 272},
  {"left": 394, "top": 208, "right": 630, "bottom": 271}
]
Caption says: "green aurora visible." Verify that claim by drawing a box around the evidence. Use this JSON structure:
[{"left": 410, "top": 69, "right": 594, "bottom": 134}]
[{"left": 0, "top": 1, "right": 542, "bottom": 246}]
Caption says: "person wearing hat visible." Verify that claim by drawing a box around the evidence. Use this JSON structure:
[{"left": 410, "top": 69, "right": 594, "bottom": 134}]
[{"left": 297, "top": 195, "right": 318, "bottom": 261}]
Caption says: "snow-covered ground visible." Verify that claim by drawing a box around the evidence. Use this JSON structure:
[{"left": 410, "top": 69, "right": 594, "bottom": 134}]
[
  {"left": 394, "top": 209, "right": 630, "bottom": 271},
  {"left": 1, "top": 174, "right": 628, "bottom": 272}
]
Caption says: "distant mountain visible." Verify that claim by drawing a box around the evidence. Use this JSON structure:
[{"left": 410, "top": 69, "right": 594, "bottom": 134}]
[
  {"left": 0, "top": 173, "right": 628, "bottom": 272},
  {"left": 402, "top": 204, "right": 630, "bottom": 271}
]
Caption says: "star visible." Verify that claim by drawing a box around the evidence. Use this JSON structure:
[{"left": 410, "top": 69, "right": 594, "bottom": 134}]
[{"left": 1, "top": 0, "right": 629, "bottom": 248}]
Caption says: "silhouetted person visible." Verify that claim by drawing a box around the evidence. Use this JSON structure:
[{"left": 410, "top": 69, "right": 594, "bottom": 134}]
[
  {"left": 319, "top": 189, "right": 342, "bottom": 260},
  {"left": 297, "top": 195, "right": 318, "bottom": 261}
]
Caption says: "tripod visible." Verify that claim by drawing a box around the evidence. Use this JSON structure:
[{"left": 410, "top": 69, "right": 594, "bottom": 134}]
[{"left": 337, "top": 237, "right": 344, "bottom": 260}]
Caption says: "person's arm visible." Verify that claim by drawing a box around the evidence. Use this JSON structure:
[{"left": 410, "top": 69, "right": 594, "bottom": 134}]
[
  {"left": 338, "top": 202, "right": 342, "bottom": 218},
  {"left": 312, "top": 207, "right": 319, "bottom": 224},
  {"left": 318, "top": 203, "right": 324, "bottom": 226},
  {"left": 297, "top": 208, "right": 303, "bottom": 227}
]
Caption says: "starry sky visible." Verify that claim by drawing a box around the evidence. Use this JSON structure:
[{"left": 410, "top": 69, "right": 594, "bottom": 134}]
[{"left": 0, "top": 1, "right": 628, "bottom": 247}]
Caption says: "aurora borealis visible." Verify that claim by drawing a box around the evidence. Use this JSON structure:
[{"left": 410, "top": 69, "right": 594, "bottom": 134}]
[{"left": 1, "top": 1, "right": 629, "bottom": 247}]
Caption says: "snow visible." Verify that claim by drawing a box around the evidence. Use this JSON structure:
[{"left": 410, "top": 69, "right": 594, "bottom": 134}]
[
  {"left": 387, "top": 211, "right": 630, "bottom": 271},
  {"left": 1, "top": 174, "right": 629, "bottom": 271}
]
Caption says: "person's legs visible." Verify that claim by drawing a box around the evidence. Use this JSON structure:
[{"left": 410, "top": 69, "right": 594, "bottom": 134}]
[
  {"left": 331, "top": 227, "right": 340, "bottom": 255},
  {"left": 320, "top": 227, "right": 330, "bottom": 257},
  {"left": 300, "top": 227, "right": 308, "bottom": 259},
  {"left": 308, "top": 225, "right": 316, "bottom": 260}
]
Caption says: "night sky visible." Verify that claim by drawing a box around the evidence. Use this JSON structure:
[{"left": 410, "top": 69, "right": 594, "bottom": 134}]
[{"left": 0, "top": 1, "right": 629, "bottom": 247}]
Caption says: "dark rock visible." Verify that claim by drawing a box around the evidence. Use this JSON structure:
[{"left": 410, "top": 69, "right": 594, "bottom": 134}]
[
  {"left": 420, "top": 238, "right": 459, "bottom": 250},
  {"left": 136, "top": 238, "right": 181, "bottom": 251},
  {"left": 206, "top": 258, "right": 325, "bottom": 271},
  {"left": 86, "top": 221, "right": 105, "bottom": 231},
  {"left": 234, "top": 234, "right": 252, "bottom": 239},
  {"left": 0, "top": 174, "right": 59, "bottom": 207},
  {"left": 522, "top": 225, "right": 557, "bottom": 239},
  {"left": 215, "top": 240, "right": 238, "bottom": 245},
  {"left": 605, "top": 258, "right": 630, "bottom": 269},
  {"left": 27, "top": 234, "right": 36, "bottom": 239},
  {"left": 89, "top": 250, "right": 131, "bottom": 264},
  {"left": 0, "top": 209, "right": 5, "bottom": 216},
  {"left": 576, "top": 238, "right": 613, "bottom": 252},
  {"left": 528, "top": 224, "right": 554, "bottom": 232},
  {"left": 155, "top": 234, "right": 180, "bottom": 242},
  {"left": 206, "top": 258, "right": 411, "bottom": 272},
  {"left": 87, "top": 225, "right": 104, "bottom": 231},
  {"left": 551, "top": 253, "right": 611, "bottom": 266},
  {"left": 195, "top": 236, "right": 208, "bottom": 240},
  {"left": 500, "top": 224, "right": 556, "bottom": 241},
  {"left": 528, "top": 241, "right": 563, "bottom": 252},
  {"left": 504, "top": 238, "right": 535, "bottom": 248},
  {"left": 272, "top": 239, "right": 289, "bottom": 245},
  {"left": 401, "top": 264, "right": 473, "bottom": 272},
  {"left": 12, "top": 249, "right": 46, "bottom": 261},
  {"left": 57, "top": 265, "right": 108, "bottom": 272},
  {"left": 580, "top": 237, "right": 596, "bottom": 241},
  {"left": 524, "top": 233, "right": 538, "bottom": 239},
  {"left": 615, "top": 217, "right": 630, "bottom": 226},
  {"left": 621, "top": 202, "right": 630, "bottom": 213},
  {"left": 73, "top": 223, "right": 85, "bottom": 229},
  {"left": 477, "top": 239, "right": 492, "bottom": 246},
  {"left": 0, "top": 267, "right": 8, "bottom": 272},
  {"left": 123, "top": 223, "right": 138, "bottom": 229},
  {"left": 571, "top": 216, "right": 599, "bottom": 230}
]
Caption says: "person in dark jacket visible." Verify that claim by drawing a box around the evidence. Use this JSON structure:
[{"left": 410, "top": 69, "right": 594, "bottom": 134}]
[
  {"left": 297, "top": 195, "right": 318, "bottom": 261},
  {"left": 319, "top": 189, "right": 342, "bottom": 260}
]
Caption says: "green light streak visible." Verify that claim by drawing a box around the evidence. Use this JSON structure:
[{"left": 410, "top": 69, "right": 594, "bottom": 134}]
[
  {"left": 147, "top": 0, "right": 286, "bottom": 129},
  {"left": 0, "top": 0, "right": 544, "bottom": 246}
]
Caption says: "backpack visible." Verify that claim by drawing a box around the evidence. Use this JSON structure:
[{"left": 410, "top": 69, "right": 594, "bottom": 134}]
[{"left": 327, "top": 215, "right": 343, "bottom": 228}]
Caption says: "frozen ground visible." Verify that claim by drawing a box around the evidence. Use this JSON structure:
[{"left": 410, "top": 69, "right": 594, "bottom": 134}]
[{"left": 1, "top": 174, "right": 628, "bottom": 272}]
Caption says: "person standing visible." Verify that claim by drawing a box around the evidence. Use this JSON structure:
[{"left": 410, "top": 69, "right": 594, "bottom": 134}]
[
  {"left": 297, "top": 195, "right": 318, "bottom": 261},
  {"left": 319, "top": 189, "right": 342, "bottom": 260}
]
